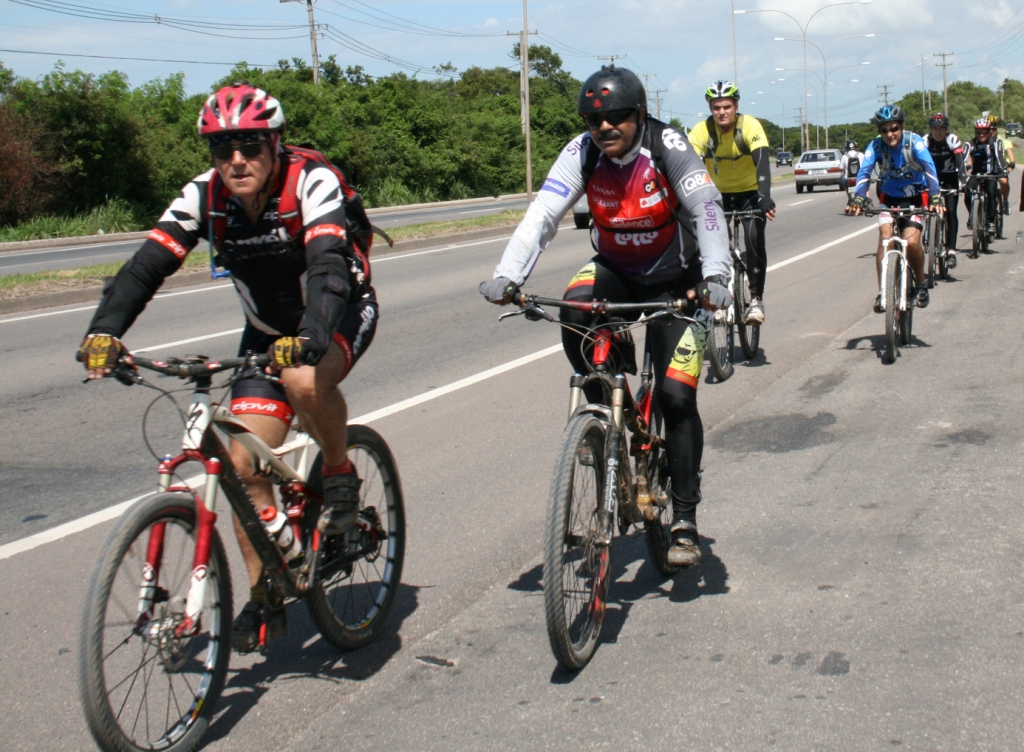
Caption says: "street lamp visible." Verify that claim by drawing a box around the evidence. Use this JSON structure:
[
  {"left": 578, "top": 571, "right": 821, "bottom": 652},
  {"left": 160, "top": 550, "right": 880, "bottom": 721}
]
[
  {"left": 735, "top": 1, "right": 872, "bottom": 151},
  {"left": 758, "top": 90, "right": 790, "bottom": 151},
  {"left": 776, "top": 34, "right": 874, "bottom": 147}
]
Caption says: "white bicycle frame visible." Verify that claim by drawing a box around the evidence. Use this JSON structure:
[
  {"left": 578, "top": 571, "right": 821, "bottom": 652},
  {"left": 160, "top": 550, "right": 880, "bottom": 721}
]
[
  {"left": 143, "top": 389, "right": 317, "bottom": 632},
  {"left": 878, "top": 235, "right": 910, "bottom": 313}
]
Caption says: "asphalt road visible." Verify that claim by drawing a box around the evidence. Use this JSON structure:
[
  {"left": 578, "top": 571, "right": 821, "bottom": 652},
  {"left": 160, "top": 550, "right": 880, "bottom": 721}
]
[
  {"left": 3, "top": 178, "right": 1020, "bottom": 751},
  {"left": 0, "top": 166, "right": 794, "bottom": 276}
]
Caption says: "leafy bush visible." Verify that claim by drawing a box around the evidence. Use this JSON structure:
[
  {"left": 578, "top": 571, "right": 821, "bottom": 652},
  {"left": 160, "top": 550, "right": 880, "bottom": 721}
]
[{"left": 0, "top": 198, "right": 146, "bottom": 242}]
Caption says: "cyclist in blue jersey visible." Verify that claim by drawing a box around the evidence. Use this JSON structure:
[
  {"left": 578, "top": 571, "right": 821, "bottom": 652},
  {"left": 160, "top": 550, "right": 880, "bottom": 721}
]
[{"left": 845, "top": 105, "right": 943, "bottom": 312}]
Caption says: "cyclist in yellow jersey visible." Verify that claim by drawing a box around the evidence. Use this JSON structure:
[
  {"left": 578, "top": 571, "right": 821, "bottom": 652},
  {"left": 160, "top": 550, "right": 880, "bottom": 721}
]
[
  {"left": 988, "top": 117, "right": 1016, "bottom": 215},
  {"left": 687, "top": 81, "right": 776, "bottom": 324}
]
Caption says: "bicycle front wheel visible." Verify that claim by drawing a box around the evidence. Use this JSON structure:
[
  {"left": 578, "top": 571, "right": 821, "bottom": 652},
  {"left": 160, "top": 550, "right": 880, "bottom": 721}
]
[
  {"left": 995, "top": 194, "right": 1004, "bottom": 239},
  {"left": 544, "top": 413, "right": 611, "bottom": 670},
  {"left": 734, "top": 264, "right": 759, "bottom": 360},
  {"left": 884, "top": 258, "right": 900, "bottom": 364},
  {"left": 899, "top": 274, "right": 914, "bottom": 347},
  {"left": 306, "top": 425, "right": 406, "bottom": 650},
  {"left": 79, "top": 492, "right": 231, "bottom": 752},
  {"left": 971, "top": 198, "right": 983, "bottom": 258},
  {"left": 706, "top": 309, "right": 734, "bottom": 381}
]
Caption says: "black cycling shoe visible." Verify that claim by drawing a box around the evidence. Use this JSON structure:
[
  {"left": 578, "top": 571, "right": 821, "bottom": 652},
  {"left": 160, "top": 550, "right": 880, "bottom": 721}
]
[
  {"left": 667, "top": 520, "right": 701, "bottom": 568},
  {"left": 231, "top": 601, "right": 287, "bottom": 654},
  {"left": 915, "top": 283, "right": 930, "bottom": 308},
  {"left": 873, "top": 293, "right": 884, "bottom": 314},
  {"left": 319, "top": 472, "right": 362, "bottom": 536}
]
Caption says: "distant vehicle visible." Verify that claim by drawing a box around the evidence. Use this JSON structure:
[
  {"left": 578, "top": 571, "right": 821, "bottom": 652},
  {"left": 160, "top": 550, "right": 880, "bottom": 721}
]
[
  {"left": 794, "top": 149, "right": 844, "bottom": 193},
  {"left": 776, "top": 151, "right": 793, "bottom": 166},
  {"left": 1006, "top": 122, "right": 1022, "bottom": 138},
  {"left": 572, "top": 193, "right": 590, "bottom": 229}
]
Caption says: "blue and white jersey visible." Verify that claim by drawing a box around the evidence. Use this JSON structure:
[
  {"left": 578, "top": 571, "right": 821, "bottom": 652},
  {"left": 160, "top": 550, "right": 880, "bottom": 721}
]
[{"left": 854, "top": 132, "right": 941, "bottom": 201}]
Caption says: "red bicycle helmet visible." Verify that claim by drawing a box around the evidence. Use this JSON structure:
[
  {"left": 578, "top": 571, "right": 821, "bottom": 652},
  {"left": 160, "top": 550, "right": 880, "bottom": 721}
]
[
  {"left": 197, "top": 83, "right": 285, "bottom": 139},
  {"left": 974, "top": 117, "right": 993, "bottom": 131}
]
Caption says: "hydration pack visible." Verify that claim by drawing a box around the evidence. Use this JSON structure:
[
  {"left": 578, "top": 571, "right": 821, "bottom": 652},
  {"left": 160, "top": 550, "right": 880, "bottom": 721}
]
[
  {"left": 874, "top": 134, "right": 925, "bottom": 179},
  {"left": 846, "top": 153, "right": 861, "bottom": 178}
]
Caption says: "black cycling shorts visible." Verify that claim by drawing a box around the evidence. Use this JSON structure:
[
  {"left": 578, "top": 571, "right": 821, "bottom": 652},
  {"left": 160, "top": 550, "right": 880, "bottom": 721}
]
[
  {"left": 229, "top": 289, "right": 378, "bottom": 425},
  {"left": 878, "top": 193, "right": 927, "bottom": 232}
]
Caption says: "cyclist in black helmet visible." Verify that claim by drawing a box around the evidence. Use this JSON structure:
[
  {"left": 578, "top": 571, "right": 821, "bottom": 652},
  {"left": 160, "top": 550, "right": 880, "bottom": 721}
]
[
  {"left": 480, "top": 66, "right": 732, "bottom": 569},
  {"left": 924, "top": 112, "right": 967, "bottom": 267}
]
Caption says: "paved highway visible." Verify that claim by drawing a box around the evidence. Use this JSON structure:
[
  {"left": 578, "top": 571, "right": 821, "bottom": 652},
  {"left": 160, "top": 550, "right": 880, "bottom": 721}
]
[
  {"left": 3, "top": 180, "right": 1020, "bottom": 750},
  {"left": 0, "top": 165, "right": 794, "bottom": 276}
]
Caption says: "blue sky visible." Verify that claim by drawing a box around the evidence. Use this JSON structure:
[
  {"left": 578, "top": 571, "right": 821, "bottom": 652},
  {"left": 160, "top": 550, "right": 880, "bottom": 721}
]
[{"left": 2, "top": 0, "right": 1022, "bottom": 128}]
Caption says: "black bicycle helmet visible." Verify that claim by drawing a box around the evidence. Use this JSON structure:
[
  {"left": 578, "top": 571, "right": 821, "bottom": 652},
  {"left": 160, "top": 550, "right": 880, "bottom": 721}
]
[
  {"left": 578, "top": 66, "right": 647, "bottom": 116},
  {"left": 845, "top": 139, "right": 858, "bottom": 151},
  {"left": 929, "top": 112, "right": 949, "bottom": 128},
  {"left": 872, "top": 105, "right": 905, "bottom": 127}
]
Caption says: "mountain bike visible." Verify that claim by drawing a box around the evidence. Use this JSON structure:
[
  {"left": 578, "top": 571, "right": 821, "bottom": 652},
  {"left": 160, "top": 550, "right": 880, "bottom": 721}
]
[
  {"left": 858, "top": 207, "right": 932, "bottom": 363},
  {"left": 923, "top": 188, "right": 958, "bottom": 284},
  {"left": 500, "top": 293, "right": 700, "bottom": 670},
  {"left": 969, "top": 174, "right": 1002, "bottom": 257},
  {"left": 78, "top": 353, "right": 405, "bottom": 752},
  {"left": 706, "top": 208, "right": 762, "bottom": 381}
]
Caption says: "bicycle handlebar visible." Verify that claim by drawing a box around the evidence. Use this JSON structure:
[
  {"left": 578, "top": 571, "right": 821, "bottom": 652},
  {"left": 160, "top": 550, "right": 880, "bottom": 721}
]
[
  {"left": 123, "top": 353, "right": 273, "bottom": 379},
  {"left": 513, "top": 293, "right": 698, "bottom": 316},
  {"left": 724, "top": 209, "right": 764, "bottom": 220}
]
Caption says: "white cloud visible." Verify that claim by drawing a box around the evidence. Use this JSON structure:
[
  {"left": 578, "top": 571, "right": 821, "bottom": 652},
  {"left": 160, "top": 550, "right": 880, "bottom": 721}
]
[{"left": 483, "top": 17, "right": 498, "bottom": 28}]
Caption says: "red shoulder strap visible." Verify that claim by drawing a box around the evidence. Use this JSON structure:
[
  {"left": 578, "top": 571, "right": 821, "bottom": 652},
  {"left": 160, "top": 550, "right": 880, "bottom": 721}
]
[{"left": 206, "top": 171, "right": 231, "bottom": 250}]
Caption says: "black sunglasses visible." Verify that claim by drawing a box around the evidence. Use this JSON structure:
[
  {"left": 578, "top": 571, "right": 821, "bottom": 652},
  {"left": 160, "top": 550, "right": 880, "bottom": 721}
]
[
  {"left": 211, "top": 142, "right": 265, "bottom": 160},
  {"left": 584, "top": 109, "right": 634, "bottom": 130},
  {"left": 879, "top": 124, "right": 902, "bottom": 135}
]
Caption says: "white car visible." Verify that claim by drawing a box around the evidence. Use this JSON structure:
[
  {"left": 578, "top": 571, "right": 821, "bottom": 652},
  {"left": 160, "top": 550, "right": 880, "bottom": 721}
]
[
  {"left": 794, "top": 150, "right": 844, "bottom": 193},
  {"left": 572, "top": 193, "right": 591, "bottom": 229}
]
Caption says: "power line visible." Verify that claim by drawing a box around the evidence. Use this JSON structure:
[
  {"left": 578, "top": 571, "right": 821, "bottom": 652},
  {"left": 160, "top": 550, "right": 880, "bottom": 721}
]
[
  {"left": 0, "top": 46, "right": 277, "bottom": 67},
  {"left": 320, "top": 0, "right": 507, "bottom": 37}
]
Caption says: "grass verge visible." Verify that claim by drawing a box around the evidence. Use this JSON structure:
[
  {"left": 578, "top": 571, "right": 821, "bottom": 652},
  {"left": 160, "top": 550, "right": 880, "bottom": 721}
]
[
  {"left": 772, "top": 172, "right": 795, "bottom": 183},
  {"left": 0, "top": 200, "right": 148, "bottom": 243},
  {"left": 1, "top": 208, "right": 528, "bottom": 299}
]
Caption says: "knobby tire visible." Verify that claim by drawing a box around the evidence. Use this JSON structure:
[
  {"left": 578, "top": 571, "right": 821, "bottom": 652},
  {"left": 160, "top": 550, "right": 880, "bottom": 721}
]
[
  {"left": 305, "top": 425, "right": 406, "bottom": 650},
  {"left": 79, "top": 492, "right": 231, "bottom": 752},
  {"left": 734, "top": 264, "right": 759, "bottom": 360},
  {"left": 544, "top": 413, "right": 610, "bottom": 670},
  {"left": 884, "top": 257, "right": 900, "bottom": 363},
  {"left": 706, "top": 309, "right": 734, "bottom": 382}
]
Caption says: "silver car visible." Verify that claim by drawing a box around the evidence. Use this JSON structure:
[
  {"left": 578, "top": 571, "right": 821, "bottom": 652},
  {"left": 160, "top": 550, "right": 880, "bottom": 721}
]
[{"left": 794, "top": 149, "right": 844, "bottom": 193}]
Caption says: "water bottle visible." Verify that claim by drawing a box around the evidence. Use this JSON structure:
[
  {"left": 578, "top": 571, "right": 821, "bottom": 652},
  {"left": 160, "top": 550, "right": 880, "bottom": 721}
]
[{"left": 259, "top": 505, "right": 302, "bottom": 561}]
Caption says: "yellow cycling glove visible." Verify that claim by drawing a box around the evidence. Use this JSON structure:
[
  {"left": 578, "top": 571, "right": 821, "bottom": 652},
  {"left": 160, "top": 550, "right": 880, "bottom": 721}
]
[
  {"left": 271, "top": 336, "right": 313, "bottom": 368},
  {"left": 78, "top": 334, "right": 125, "bottom": 371}
]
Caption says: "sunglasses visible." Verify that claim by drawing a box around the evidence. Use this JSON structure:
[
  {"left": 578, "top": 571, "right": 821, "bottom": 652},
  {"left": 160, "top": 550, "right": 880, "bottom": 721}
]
[
  {"left": 584, "top": 109, "right": 634, "bottom": 130},
  {"left": 211, "top": 142, "right": 265, "bottom": 160},
  {"left": 879, "top": 124, "right": 902, "bottom": 135}
]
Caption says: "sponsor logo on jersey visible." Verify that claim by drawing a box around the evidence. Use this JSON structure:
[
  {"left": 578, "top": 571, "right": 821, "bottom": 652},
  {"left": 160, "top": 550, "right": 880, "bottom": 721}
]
[
  {"left": 662, "top": 129, "right": 688, "bottom": 152},
  {"left": 609, "top": 215, "right": 655, "bottom": 229},
  {"left": 591, "top": 184, "right": 618, "bottom": 197},
  {"left": 681, "top": 171, "right": 713, "bottom": 196},
  {"left": 702, "top": 199, "right": 720, "bottom": 231},
  {"left": 542, "top": 178, "right": 571, "bottom": 198},
  {"left": 148, "top": 229, "right": 189, "bottom": 260},
  {"left": 594, "top": 198, "right": 620, "bottom": 208},
  {"left": 614, "top": 231, "right": 659, "bottom": 247},
  {"left": 644, "top": 180, "right": 657, "bottom": 193},
  {"left": 639, "top": 189, "right": 667, "bottom": 209},
  {"left": 305, "top": 224, "right": 346, "bottom": 244}
]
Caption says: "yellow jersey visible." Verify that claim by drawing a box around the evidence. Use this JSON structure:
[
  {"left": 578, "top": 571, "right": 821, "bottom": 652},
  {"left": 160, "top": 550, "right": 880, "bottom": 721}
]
[{"left": 687, "top": 114, "right": 769, "bottom": 194}]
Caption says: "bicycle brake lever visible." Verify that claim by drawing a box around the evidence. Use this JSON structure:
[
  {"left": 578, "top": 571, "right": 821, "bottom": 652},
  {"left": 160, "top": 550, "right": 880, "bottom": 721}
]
[
  {"left": 498, "top": 308, "right": 528, "bottom": 321},
  {"left": 524, "top": 303, "right": 554, "bottom": 322}
]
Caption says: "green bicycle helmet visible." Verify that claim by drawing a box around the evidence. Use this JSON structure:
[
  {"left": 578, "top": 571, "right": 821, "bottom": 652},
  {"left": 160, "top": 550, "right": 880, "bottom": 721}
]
[{"left": 705, "top": 80, "right": 740, "bottom": 102}]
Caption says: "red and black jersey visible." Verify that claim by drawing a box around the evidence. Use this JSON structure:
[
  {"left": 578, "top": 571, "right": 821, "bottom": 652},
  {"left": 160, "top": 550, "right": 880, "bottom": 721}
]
[{"left": 88, "top": 147, "right": 368, "bottom": 351}]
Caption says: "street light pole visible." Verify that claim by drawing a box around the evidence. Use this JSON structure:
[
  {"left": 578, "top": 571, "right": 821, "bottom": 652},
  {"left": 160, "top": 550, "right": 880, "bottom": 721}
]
[
  {"left": 731, "top": 0, "right": 739, "bottom": 84},
  {"left": 735, "top": 1, "right": 872, "bottom": 153},
  {"left": 759, "top": 90, "right": 788, "bottom": 151}
]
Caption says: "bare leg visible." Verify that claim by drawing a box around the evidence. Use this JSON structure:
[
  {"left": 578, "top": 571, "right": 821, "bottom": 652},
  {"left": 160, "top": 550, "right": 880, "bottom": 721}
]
[
  {"left": 279, "top": 342, "right": 350, "bottom": 468},
  {"left": 876, "top": 222, "right": 894, "bottom": 288},
  {"left": 229, "top": 415, "right": 290, "bottom": 589}
]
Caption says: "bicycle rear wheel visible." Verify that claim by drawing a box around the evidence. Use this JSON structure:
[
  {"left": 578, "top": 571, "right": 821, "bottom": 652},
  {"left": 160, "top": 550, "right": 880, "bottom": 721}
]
[
  {"left": 706, "top": 309, "right": 734, "bottom": 381},
  {"left": 884, "top": 258, "right": 899, "bottom": 364},
  {"left": 925, "top": 218, "right": 936, "bottom": 289},
  {"left": 79, "top": 492, "right": 231, "bottom": 752},
  {"left": 734, "top": 264, "right": 759, "bottom": 360},
  {"left": 544, "top": 413, "right": 610, "bottom": 670},
  {"left": 306, "top": 425, "right": 406, "bottom": 650}
]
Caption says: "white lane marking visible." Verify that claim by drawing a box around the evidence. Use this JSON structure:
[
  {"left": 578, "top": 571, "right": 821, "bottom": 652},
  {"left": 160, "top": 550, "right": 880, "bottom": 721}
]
[
  {"left": 1, "top": 240, "right": 144, "bottom": 258},
  {"left": 0, "top": 284, "right": 234, "bottom": 325},
  {"left": 458, "top": 208, "right": 497, "bottom": 214},
  {"left": 134, "top": 328, "right": 245, "bottom": 354},
  {"left": 766, "top": 224, "right": 875, "bottom": 273},
  {"left": 788, "top": 199, "right": 813, "bottom": 206},
  {"left": 0, "top": 343, "right": 562, "bottom": 561},
  {"left": 0, "top": 232, "right": 520, "bottom": 325}
]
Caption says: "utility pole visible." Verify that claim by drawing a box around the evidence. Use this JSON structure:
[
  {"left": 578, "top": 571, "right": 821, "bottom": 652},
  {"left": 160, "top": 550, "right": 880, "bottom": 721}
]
[
  {"left": 877, "top": 83, "right": 892, "bottom": 105},
  {"left": 1001, "top": 80, "right": 1005, "bottom": 122},
  {"left": 598, "top": 54, "right": 626, "bottom": 67},
  {"left": 643, "top": 74, "right": 666, "bottom": 120},
  {"left": 934, "top": 52, "right": 953, "bottom": 116},
  {"left": 731, "top": 0, "right": 739, "bottom": 84},
  {"left": 508, "top": 4, "right": 538, "bottom": 202},
  {"left": 281, "top": 0, "right": 320, "bottom": 84},
  {"left": 921, "top": 55, "right": 926, "bottom": 114}
]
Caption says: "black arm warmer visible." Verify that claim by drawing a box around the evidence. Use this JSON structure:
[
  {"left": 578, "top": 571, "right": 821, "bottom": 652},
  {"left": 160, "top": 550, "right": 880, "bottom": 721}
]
[
  {"left": 87, "top": 242, "right": 181, "bottom": 337},
  {"left": 753, "top": 147, "right": 772, "bottom": 197},
  {"left": 298, "top": 249, "right": 351, "bottom": 353}
]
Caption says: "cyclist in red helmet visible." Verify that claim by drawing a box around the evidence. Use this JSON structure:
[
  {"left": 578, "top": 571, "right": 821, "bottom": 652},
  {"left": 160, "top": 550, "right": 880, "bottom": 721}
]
[{"left": 77, "top": 83, "right": 378, "bottom": 653}]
